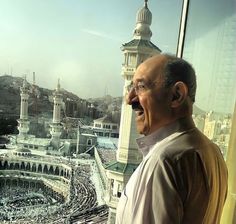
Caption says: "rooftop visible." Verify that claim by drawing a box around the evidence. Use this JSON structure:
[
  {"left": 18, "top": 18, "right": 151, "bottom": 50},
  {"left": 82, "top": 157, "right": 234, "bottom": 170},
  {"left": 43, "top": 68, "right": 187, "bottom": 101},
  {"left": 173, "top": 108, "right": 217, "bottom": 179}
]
[
  {"left": 94, "top": 115, "right": 115, "bottom": 124},
  {"left": 122, "top": 39, "right": 161, "bottom": 51},
  {"left": 97, "top": 148, "right": 116, "bottom": 164},
  {"left": 105, "top": 161, "right": 139, "bottom": 175},
  {"left": 17, "top": 137, "right": 51, "bottom": 146},
  {"left": 97, "top": 137, "right": 118, "bottom": 149}
]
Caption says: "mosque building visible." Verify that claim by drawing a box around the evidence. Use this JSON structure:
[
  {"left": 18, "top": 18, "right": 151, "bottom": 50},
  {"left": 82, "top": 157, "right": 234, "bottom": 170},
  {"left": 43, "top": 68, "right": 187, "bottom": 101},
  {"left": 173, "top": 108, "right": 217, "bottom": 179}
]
[
  {"left": 104, "top": 0, "right": 161, "bottom": 222},
  {"left": 14, "top": 77, "right": 99, "bottom": 157},
  {"left": 0, "top": 79, "right": 108, "bottom": 222}
]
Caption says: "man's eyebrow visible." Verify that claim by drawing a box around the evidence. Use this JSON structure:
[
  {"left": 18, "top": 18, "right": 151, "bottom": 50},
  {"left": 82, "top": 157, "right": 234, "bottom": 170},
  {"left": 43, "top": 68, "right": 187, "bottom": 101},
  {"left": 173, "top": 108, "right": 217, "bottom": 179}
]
[{"left": 133, "top": 78, "right": 145, "bottom": 83}]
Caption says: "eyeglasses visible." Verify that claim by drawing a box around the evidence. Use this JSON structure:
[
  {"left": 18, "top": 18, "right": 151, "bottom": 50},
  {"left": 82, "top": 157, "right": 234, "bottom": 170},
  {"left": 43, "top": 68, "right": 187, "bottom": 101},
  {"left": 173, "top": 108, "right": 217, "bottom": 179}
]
[{"left": 127, "top": 81, "right": 157, "bottom": 95}]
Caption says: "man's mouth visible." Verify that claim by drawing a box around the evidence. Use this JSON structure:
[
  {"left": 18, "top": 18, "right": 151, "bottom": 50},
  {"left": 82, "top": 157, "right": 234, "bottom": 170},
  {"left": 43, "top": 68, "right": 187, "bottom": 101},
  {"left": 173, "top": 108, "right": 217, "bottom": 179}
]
[{"left": 132, "top": 102, "right": 144, "bottom": 117}]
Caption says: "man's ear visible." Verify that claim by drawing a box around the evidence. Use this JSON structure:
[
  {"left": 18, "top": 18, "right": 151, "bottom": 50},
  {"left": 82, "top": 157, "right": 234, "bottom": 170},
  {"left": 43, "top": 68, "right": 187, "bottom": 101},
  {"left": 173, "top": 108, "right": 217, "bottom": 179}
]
[{"left": 171, "top": 81, "right": 188, "bottom": 108}]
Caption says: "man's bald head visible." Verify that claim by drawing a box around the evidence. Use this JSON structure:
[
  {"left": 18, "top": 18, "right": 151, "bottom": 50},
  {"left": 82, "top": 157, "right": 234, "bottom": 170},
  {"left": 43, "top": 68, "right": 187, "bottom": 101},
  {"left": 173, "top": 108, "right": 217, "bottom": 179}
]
[{"left": 140, "top": 54, "right": 197, "bottom": 103}]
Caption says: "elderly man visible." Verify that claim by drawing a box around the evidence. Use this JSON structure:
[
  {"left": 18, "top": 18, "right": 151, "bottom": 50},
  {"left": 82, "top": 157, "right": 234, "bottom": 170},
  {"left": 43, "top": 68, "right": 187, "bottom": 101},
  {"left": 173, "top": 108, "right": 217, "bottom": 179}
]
[{"left": 116, "top": 54, "right": 228, "bottom": 224}]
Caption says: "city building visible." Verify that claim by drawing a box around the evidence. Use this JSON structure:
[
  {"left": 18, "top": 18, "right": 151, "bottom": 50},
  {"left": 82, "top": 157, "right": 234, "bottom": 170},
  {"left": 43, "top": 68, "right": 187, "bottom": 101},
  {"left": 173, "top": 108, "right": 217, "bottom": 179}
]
[
  {"left": 93, "top": 115, "right": 119, "bottom": 138},
  {"left": 203, "top": 111, "right": 221, "bottom": 140}
]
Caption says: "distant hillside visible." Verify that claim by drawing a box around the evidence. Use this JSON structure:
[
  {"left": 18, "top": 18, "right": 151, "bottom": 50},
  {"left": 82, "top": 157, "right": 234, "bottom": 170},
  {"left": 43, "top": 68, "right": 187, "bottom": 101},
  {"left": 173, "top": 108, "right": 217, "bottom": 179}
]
[
  {"left": 0, "top": 75, "right": 85, "bottom": 118},
  {"left": 0, "top": 74, "right": 206, "bottom": 123},
  {"left": 89, "top": 95, "right": 205, "bottom": 115},
  {"left": 87, "top": 94, "right": 206, "bottom": 124},
  {"left": 87, "top": 95, "right": 122, "bottom": 123}
]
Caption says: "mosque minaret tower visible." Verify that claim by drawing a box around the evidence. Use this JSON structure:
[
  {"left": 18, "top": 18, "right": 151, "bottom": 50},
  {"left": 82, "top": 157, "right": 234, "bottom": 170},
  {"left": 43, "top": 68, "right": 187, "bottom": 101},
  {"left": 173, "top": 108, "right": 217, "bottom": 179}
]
[
  {"left": 17, "top": 77, "right": 30, "bottom": 139},
  {"left": 50, "top": 79, "right": 63, "bottom": 149},
  {"left": 105, "top": 1, "right": 161, "bottom": 223}
]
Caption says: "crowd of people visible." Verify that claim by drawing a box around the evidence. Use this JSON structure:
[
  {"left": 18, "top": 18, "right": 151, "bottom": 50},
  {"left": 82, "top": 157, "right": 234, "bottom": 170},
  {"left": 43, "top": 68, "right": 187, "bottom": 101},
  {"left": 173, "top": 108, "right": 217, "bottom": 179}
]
[
  {"left": 0, "top": 187, "right": 55, "bottom": 222},
  {"left": 0, "top": 162, "right": 108, "bottom": 223}
]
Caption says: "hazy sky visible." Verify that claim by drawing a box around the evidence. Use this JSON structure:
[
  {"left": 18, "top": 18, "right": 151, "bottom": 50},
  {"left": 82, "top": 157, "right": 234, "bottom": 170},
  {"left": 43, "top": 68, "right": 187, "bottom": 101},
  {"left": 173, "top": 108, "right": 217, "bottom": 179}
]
[{"left": 0, "top": 0, "right": 182, "bottom": 99}]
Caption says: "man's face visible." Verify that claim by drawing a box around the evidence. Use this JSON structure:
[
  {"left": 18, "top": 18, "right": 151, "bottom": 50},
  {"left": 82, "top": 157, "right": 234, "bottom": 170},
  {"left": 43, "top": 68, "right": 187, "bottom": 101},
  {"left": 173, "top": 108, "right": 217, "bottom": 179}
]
[{"left": 127, "top": 55, "right": 173, "bottom": 135}]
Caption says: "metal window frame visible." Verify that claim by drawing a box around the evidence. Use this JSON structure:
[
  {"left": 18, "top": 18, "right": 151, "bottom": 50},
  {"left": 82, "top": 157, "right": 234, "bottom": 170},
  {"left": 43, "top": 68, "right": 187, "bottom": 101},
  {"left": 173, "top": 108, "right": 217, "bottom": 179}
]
[{"left": 176, "top": 0, "right": 190, "bottom": 58}]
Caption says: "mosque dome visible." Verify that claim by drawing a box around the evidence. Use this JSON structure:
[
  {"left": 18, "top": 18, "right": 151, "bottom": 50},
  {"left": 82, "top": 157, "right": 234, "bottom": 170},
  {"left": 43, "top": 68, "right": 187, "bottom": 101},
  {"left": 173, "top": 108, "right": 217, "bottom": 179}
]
[{"left": 136, "top": 1, "right": 152, "bottom": 25}]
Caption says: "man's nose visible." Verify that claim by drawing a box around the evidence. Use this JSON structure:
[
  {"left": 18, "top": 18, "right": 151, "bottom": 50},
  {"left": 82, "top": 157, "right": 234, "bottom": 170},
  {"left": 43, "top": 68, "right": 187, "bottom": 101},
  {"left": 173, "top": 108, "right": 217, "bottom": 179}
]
[{"left": 126, "top": 88, "right": 138, "bottom": 105}]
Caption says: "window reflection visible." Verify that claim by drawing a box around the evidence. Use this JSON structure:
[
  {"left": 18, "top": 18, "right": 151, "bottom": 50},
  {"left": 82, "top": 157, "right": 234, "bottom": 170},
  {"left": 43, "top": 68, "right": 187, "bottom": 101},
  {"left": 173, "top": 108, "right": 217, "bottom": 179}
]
[
  {"left": 184, "top": 0, "right": 236, "bottom": 114},
  {"left": 182, "top": 0, "right": 236, "bottom": 159}
]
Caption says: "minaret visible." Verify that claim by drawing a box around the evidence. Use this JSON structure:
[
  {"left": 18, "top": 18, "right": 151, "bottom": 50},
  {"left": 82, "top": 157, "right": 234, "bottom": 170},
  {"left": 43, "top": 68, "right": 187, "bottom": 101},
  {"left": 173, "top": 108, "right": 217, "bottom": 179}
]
[
  {"left": 105, "top": 1, "right": 161, "bottom": 223},
  {"left": 17, "top": 76, "right": 30, "bottom": 139},
  {"left": 221, "top": 102, "right": 236, "bottom": 223},
  {"left": 50, "top": 79, "right": 63, "bottom": 149}
]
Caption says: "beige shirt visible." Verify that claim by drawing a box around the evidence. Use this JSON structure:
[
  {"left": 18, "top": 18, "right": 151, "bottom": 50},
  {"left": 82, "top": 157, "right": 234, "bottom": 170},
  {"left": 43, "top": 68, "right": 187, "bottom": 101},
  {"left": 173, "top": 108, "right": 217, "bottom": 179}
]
[{"left": 116, "top": 120, "right": 228, "bottom": 224}]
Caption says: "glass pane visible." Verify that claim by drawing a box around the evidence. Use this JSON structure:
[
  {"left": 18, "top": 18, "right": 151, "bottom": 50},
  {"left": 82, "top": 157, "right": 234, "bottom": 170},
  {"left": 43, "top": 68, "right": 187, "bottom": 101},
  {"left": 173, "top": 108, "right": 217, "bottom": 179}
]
[
  {"left": 183, "top": 1, "right": 236, "bottom": 223},
  {"left": 183, "top": 0, "right": 236, "bottom": 157}
]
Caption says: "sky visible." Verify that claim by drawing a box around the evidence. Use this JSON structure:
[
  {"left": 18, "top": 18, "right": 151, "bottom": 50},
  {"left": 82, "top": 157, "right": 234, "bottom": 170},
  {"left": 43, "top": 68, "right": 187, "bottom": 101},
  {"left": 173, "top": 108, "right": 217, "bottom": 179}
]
[{"left": 0, "top": 0, "right": 182, "bottom": 99}]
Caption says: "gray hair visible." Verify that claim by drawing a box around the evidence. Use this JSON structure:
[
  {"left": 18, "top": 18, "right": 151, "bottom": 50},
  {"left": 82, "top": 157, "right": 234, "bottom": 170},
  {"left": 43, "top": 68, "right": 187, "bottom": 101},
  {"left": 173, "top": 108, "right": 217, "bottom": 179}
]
[{"left": 162, "top": 53, "right": 197, "bottom": 103}]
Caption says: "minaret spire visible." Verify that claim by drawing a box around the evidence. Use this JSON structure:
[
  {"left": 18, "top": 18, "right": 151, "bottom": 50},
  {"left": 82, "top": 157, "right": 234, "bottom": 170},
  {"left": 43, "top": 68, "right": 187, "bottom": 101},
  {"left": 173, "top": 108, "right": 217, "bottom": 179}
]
[
  {"left": 133, "top": 0, "right": 152, "bottom": 40},
  {"left": 17, "top": 77, "right": 30, "bottom": 139},
  {"left": 56, "top": 78, "right": 61, "bottom": 91},
  {"left": 144, "top": 0, "right": 148, "bottom": 8},
  {"left": 23, "top": 75, "right": 27, "bottom": 88},
  {"left": 33, "top": 72, "right": 36, "bottom": 85},
  {"left": 50, "top": 80, "right": 63, "bottom": 150}
]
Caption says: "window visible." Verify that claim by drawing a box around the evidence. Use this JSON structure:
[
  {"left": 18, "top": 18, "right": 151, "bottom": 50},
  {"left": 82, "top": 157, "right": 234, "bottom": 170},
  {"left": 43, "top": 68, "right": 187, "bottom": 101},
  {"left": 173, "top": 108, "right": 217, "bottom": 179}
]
[
  {"left": 181, "top": 0, "right": 236, "bottom": 159},
  {"left": 87, "top": 139, "right": 92, "bottom": 146},
  {"left": 127, "top": 53, "right": 136, "bottom": 66},
  {"left": 112, "top": 125, "right": 117, "bottom": 130},
  {"left": 179, "top": 1, "right": 236, "bottom": 221},
  {"left": 95, "top": 123, "right": 101, "bottom": 128}
]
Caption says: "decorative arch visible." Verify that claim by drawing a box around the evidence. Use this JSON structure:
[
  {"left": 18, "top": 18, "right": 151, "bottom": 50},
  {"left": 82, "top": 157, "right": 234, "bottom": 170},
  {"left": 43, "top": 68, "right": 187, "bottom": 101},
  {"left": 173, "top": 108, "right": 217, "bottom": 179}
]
[
  {"left": 3, "top": 160, "right": 8, "bottom": 169},
  {"left": 43, "top": 165, "right": 49, "bottom": 174},
  {"left": 55, "top": 166, "right": 59, "bottom": 175},
  {"left": 38, "top": 164, "right": 42, "bottom": 173},
  {"left": 49, "top": 165, "right": 54, "bottom": 174},
  {"left": 26, "top": 162, "right": 31, "bottom": 171},
  {"left": 20, "top": 161, "right": 26, "bottom": 170},
  {"left": 14, "top": 163, "right": 20, "bottom": 170},
  {"left": 32, "top": 163, "right": 36, "bottom": 172},
  {"left": 9, "top": 163, "right": 14, "bottom": 169}
]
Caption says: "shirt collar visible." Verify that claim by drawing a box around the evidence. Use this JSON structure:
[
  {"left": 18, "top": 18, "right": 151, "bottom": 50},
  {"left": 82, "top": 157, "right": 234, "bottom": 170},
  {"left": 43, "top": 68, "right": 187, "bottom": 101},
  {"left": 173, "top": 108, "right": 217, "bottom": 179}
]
[{"left": 136, "top": 117, "right": 195, "bottom": 157}]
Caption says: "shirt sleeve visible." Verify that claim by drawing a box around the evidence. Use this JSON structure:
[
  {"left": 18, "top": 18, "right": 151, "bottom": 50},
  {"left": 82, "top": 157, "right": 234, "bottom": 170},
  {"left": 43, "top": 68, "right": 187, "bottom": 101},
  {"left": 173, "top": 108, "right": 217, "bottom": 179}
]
[
  {"left": 149, "top": 157, "right": 184, "bottom": 224},
  {"left": 149, "top": 151, "right": 208, "bottom": 224}
]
